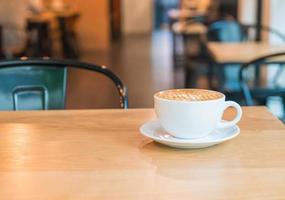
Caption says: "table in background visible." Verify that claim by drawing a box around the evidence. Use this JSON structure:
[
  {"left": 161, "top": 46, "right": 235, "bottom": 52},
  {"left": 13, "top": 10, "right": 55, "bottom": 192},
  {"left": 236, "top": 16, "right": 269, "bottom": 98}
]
[
  {"left": 168, "top": 9, "right": 205, "bottom": 23},
  {"left": 207, "top": 42, "right": 285, "bottom": 64},
  {"left": 206, "top": 42, "right": 285, "bottom": 89},
  {"left": 26, "top": 9, "right": 80, "bottom": 58},
  {"left": 172, "top": 22, "right": 207, "bottom": 36},
  {"left": 0, "top": 107, "right": 284, "bottom": 199}
]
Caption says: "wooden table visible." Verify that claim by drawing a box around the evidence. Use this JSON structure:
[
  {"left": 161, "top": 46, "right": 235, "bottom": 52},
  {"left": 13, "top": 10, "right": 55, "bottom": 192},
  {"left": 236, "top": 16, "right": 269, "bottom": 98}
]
[
  {"left": 27, "top": 9, "right": 79, "bottom": 23},
  {"left": 207, "top": 42, "right": 285, "bottom": 64},
  {"left": 167, "top": 9, "right": 205, "bottom": 21},
  {"left": 0, "top": 107, "right": 284, "bottom": 199},
  {"left": 206, "top": 42, "right": 285, "bottom": 89},
  {"left": 172, "top": 22, "right": 207, "bottom": 35},
  {"left": 27, "top": 9, "right": 80, "bottom": 58}
]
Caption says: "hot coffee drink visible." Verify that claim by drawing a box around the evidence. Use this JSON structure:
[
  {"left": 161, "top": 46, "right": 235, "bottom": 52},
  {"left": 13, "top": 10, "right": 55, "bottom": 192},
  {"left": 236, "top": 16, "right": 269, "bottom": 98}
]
[
  {"left": 155, "top": 89, "right": 224, "bottom": 102},
  {"left": 154, "top": 89, "right": 242, "bottom": 139}
]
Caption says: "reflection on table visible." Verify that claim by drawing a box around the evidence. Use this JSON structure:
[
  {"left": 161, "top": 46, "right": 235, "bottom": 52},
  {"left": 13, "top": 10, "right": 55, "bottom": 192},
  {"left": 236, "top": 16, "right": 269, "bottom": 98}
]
[{"left": 0, "top": 107, "right": 284, "bottom": 199}]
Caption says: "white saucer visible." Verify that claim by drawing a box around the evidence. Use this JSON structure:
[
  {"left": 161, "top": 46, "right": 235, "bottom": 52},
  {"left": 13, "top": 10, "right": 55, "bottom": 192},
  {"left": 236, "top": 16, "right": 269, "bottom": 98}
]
[{"left": 139, "top": 120, "right": 240, "bottom": 149}]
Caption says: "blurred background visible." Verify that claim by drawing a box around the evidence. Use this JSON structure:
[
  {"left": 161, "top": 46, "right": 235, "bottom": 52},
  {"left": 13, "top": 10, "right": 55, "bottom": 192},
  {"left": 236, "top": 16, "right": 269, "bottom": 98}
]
[{"left": 1, "top": 0, "right": 285, "bottom": 120}]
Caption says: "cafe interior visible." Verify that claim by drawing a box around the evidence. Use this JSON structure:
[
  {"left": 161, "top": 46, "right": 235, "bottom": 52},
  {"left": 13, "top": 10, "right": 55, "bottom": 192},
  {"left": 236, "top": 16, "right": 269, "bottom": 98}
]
[
  {"left": 1, "top": 0, "right": 284, "bottom": 118},
  {"left": 1, "top": 0, "right": 285, "bottom": 199}
]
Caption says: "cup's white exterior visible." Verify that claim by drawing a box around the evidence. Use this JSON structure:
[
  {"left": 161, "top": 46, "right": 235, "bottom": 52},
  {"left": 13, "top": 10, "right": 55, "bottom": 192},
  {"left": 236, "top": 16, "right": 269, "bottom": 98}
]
[{"left": 155, "top": 94, "right": 242, "bottom": 139}]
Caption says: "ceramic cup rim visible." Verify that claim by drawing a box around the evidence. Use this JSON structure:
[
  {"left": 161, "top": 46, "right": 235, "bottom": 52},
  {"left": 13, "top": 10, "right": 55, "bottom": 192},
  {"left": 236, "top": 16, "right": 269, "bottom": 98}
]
[{"left": 154, "top": 89, "right": 225, "bottom": 104}]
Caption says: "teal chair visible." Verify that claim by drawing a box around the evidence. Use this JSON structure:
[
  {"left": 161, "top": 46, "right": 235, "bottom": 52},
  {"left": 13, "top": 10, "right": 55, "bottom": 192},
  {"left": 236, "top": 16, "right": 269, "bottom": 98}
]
[{"left": 0, "top": 58, "right": 128, "bottom": 110}]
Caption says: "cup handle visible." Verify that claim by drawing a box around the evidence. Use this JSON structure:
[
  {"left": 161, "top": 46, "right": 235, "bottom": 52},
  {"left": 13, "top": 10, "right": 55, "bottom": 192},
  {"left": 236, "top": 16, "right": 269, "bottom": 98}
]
[{"left": 217, "top": 101, "right": 242, "bottom": 129}]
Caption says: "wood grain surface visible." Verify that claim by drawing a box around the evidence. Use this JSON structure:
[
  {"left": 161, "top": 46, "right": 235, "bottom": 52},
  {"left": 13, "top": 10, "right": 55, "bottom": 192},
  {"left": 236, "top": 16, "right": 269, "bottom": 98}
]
[{"left": 0, "top": 107, "right": 284, "bottom": 199}]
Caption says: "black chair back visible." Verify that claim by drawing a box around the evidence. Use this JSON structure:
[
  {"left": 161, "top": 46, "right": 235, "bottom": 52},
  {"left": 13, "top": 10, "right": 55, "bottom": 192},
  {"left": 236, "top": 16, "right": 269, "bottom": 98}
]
[
  {"left": 0, "top": 58, "right": 128, "bottom": 110},
  {"left": 239, "top": 52, "right": 285, "bottom": 106},
  {"left": 241, "top": 24, "right": 285, "bottom": 42}
]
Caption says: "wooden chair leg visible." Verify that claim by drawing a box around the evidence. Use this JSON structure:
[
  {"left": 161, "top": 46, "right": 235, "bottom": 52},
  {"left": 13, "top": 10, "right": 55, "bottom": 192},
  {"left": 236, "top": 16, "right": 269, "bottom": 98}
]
[
  {"left": 257, "top": 98, "right": 267, "bottom": 105},
  {"left": 185, "top": 65, "right": 196, "bottom": 88},
  {"left": 207, "top": 61, "right": 215, "bottom": 89}
]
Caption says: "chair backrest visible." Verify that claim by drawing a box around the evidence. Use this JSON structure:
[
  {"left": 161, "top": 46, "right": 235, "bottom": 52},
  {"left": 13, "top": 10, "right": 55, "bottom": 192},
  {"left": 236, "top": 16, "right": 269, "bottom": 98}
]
[
  {"left": 207, "top": 19, "right": 244, "bottom": 42},
  {"left": 239, "top": 52, "right": 285, "bottom": 106},
  {"left": 0, "top": 58, "right": 128, "bottom": 110},
  {"left": 0, "top": 25, "right": 3, "bottom": 58},
  {"left": 241, "top": 24, "right": 285, "bottom": 43}
]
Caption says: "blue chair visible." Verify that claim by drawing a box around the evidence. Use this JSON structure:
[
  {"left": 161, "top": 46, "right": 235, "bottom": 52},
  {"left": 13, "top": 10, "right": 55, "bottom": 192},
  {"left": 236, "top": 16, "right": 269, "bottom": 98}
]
[
  {"left": 207, "top": 20, "right": 244, "bottom": 42},
  {"left": 205, "top": 19, "right": 244, "bottom": 91}
]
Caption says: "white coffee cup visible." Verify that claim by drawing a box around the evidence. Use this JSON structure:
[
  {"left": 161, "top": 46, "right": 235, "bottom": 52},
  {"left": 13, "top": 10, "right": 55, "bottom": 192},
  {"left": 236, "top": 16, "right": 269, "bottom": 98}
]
[{"left": 154, "top": 89, "right": 242, "bottom": 139}]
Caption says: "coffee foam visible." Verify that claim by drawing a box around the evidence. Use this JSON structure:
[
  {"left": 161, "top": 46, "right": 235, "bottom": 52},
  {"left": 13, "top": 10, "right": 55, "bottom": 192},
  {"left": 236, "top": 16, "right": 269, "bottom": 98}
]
[{"left": 155, "top": 89, "right": 224, "bottom": 102}]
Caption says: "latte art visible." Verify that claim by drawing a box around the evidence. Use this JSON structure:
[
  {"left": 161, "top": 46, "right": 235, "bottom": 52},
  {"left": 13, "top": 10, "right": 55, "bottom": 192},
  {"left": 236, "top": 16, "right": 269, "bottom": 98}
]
[{"left": 155, "top": 89, "right": 224, "bottom": 101}]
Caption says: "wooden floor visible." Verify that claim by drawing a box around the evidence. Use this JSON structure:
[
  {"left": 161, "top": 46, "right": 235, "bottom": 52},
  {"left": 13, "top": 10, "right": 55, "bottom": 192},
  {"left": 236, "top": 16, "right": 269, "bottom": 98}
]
[{"left": 67, "top": 31, "right": 175, "bottom": 109}]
